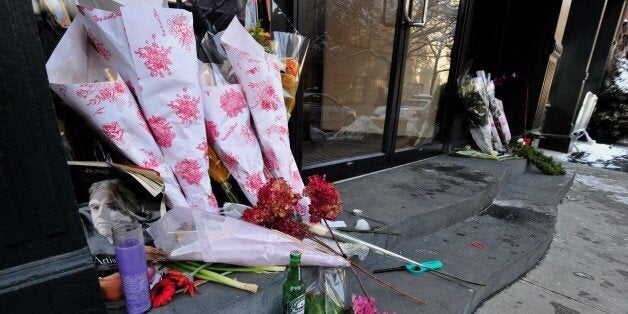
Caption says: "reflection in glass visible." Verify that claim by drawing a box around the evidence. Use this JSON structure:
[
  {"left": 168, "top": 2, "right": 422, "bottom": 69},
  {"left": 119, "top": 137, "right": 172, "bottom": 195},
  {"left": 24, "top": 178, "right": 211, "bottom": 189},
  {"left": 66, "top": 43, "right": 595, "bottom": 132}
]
[
  {"left": 396, "top": 0, "right": 459, "bottom": 149},
  {"left": 300, "top": 1, "right": 396, "bottom": 167}
]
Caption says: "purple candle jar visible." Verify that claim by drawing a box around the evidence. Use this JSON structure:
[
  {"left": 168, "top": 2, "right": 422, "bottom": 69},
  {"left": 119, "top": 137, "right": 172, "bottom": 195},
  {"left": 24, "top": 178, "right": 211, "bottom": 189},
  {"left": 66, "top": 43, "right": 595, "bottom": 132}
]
[{"left": 112, "top": 222, "right": 151, "bottom": 314}]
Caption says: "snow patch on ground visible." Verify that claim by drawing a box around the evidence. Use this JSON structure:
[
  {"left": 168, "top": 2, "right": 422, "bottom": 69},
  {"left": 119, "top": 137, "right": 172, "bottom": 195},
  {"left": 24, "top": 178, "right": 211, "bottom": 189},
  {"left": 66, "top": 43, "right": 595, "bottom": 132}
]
[
  {"left": 575, "top": 174, "right": 628, "bottom": 205},
  {"left": 566, "top": 143, "right": 628, "bottom": 172}
]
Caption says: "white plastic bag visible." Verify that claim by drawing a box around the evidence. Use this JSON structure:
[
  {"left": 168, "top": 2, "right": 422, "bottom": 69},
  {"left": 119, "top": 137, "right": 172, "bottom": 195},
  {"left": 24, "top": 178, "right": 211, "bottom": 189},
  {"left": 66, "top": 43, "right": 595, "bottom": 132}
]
[{"left": 147, "top": 207, "right": 348, "bottom": 267}]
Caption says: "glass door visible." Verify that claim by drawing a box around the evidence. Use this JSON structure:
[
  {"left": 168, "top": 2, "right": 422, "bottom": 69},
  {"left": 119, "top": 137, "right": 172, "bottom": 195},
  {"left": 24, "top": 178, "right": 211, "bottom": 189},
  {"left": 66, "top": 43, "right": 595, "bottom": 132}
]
[
  {"left": 297, "top": 0, "right": 399, "bottom": 173},
  {"left": 295, "top": 0, "right": 462, "bottom": 179},
  {"left": 394, "top": 0, "right": 460, "bottom": 154}
]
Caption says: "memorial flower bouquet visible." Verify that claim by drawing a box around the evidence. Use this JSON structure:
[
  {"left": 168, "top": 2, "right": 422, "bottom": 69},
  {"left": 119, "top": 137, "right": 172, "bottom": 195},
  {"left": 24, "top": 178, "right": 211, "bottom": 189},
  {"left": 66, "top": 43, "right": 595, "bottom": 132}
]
[
  {"left": 457, "top": 69, "right": 495, "bottom": 155},
  {"left": 240, "top": 175, "right": 342, "bottom": 239}
]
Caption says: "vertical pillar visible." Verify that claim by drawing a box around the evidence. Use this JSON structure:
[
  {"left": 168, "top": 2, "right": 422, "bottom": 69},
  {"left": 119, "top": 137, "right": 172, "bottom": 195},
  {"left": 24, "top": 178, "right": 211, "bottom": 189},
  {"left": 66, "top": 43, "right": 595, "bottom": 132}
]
[{"left": 540, "top": 0, "right": 623, "bottom": 152}]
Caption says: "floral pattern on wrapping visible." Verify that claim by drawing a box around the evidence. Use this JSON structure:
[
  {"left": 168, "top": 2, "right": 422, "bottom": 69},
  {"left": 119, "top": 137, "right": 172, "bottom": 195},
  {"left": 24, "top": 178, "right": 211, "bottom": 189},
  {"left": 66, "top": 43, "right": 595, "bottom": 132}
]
[
  {"left": 76, "top": 82, "right": 126, "bottom": 108},
  {"left": 167, "top": 13, "right": 193, "bottom": 50},
  {"left": 87, "top": 29, "right": 111, "bottom": 61},
  {"left": 137, "top": 109, "right": 151, "bottom": 133},
  {"left": 134, "top": 34, "right": 172, "bottom": 77},
  {"left": 262, "top": 148, "right": 280, "bottom": 172},
  {"left": 141, "top": 151, "right": 161, "bottom": 170},
  {"left": 174, "top": 159, "right": 203, "bottom": 185},
  {"left": 77, "top": 5, "right": 93, "bottom": 15},
  {"left": 245, "top": 172, "right": 264, "bottom": 193},
  {"left": 222, "top": 44, "right": 257, "bottom": 70},
  {"left": 147, "top": 116, "right": 175, "bottom": 148},
  {"left": 102, "top": 121, "right": 125, "bottom": 143},
  {"left": 220, "top": 152, "right": 239, "bottom": 171},
  {"left": 168, "top": 87, "right": 200, "bottom": 124},
  {"left": 220, "top": 89, "right": 247, "bottom": 118},
  {"left": 247, "top": 81, "right": 281, "bottom": 111},
  {"left": 205, "top": 120, "right": 220, "bottom": 145},
  {"left": 265, "top": 124, "right": 289, "bottom": 140},
  {"left": 240, "top": 125, "right": 257, "bottom": 145},
  {"left": 290, "top": 170, "right": 302, "bottom": 187},
  {"left": 196, "top": 142, "right": 209, "bottom": 162}
]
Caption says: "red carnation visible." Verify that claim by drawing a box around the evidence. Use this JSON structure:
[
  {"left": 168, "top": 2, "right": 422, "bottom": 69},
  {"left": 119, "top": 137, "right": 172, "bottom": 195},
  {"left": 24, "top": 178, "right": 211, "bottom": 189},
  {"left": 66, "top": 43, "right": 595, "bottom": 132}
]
[
  {"left": 305, "top": 175, "right": 342, "bottom": 223},
  {"left": 270, "top": 218, "right": 307, "bottom": 240},
  {"left": 257, "top": 178, "right": 300, "bottom": 219},
  {"left": 241, "top": 207, "right": 271, "bottom": 226},
  {"left": 166, "top": 269, "right": 198, "bottom": 297},
  {"left": 150, "top": 277, "right": 176, "bottom": 308}
]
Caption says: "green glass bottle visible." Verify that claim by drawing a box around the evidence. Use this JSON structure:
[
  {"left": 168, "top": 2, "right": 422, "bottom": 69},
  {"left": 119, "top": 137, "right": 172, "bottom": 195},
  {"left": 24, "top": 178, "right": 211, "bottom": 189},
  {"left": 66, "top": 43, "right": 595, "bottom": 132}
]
[{"left": 283, "top": 250, "right": 306, "bottom": 314}]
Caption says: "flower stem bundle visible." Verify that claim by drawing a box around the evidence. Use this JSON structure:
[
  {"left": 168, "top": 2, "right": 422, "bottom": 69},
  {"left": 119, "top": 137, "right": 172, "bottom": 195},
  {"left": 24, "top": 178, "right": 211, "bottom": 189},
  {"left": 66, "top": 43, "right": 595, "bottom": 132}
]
[{"left": 164, "top": 262, "right": 259, "bottom": 293}]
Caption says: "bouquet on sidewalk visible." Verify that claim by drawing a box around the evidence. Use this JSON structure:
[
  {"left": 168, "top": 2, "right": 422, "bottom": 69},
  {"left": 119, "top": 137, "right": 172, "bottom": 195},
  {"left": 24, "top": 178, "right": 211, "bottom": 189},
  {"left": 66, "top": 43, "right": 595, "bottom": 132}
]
[
  {"left": 46, "top": 14, "right": 188, "bottom": 208},
  {"left": 50, "top": 4, "right": 219, "bottom": 212},
  {"left": 199, "top": 62, "right": 268, "bottom": 205},
  {"left": 458, "top": 70, "right": 495, "bottom": 155},
  {"left": 147, "top": 206, "right": 347, "bottom": 267},
  {"left": 222, "top": 17, "right": 312, "bottom": 219},
  {"left": 457, "top": 69, "right": 513, "bottom": 155},
  {"left": 47, "top": 0, "right": 351, "bottom": 271}
]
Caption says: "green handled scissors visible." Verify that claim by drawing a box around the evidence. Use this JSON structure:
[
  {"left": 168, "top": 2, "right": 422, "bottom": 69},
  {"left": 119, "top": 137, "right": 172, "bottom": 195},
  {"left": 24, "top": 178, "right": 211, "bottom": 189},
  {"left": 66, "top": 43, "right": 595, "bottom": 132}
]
[
  {"left": 373, "top": 260, "right": 443, "bottom": 274},
  {"left": 372, "top": 260, "right": 485, "bottom": 286}
]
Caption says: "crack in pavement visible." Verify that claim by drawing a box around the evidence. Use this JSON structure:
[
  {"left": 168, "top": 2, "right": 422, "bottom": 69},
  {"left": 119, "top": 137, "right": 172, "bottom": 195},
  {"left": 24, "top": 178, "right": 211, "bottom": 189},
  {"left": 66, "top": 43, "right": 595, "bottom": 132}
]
[{"left": 519, "top": 278, "right": 610, "bottom": 313}]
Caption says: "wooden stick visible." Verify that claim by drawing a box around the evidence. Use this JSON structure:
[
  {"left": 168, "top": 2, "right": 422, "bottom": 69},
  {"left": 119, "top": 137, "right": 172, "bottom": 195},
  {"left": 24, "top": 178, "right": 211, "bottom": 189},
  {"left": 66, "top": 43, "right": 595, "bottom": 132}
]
[
  {"left": 305, "top": 232, "right": 369, "bottom": 299},
  {"left": 350, "top": 261, "right": 428, "bottom": 305},
  {"left": 305, "top": 234, "right": 427, "bottom": 305}
]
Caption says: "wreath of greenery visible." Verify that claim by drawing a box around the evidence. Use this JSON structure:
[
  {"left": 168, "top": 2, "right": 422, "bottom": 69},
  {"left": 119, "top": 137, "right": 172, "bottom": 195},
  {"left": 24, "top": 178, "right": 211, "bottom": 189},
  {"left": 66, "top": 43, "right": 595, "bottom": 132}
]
[{"left": 513, "top": 143, "right": 566, "bottom": 175}]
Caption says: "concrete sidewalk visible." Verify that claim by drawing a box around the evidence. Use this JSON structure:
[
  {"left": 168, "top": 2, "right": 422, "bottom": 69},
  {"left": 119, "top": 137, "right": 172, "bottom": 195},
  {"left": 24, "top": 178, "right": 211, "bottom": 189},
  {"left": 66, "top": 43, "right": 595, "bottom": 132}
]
[{"left": 477, "top": 162, "right": 628, "bottom": 313}]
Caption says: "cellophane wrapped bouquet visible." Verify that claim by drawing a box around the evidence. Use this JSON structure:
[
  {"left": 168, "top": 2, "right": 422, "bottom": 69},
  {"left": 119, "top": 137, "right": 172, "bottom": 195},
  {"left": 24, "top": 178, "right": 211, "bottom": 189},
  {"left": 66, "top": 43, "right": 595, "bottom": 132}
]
[
  {"left": 457, "top": 70, "right": 496, "bottom": 154},
  {"left": 46, "top": 0, "right": 348, "bottom": 269}
]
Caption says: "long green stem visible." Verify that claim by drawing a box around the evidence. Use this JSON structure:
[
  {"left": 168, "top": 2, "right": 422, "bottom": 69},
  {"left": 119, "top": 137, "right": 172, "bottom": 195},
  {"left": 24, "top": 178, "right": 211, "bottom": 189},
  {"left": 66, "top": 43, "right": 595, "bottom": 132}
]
[
  {"left": 186, "top": 262, "right": 285, "bottom": 274},
  {"left": 220, "top": 181, "right": 241, "bottom": 204},
  {"left": 165, "top": 262, "right": 258, "bottom": 293}
]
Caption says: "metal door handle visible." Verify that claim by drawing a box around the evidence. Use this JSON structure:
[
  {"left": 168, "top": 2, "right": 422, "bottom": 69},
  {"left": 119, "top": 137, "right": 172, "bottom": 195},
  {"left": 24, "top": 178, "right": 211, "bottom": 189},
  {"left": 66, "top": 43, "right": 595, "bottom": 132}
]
[{"left": 404, "top": 0, "right": 428, "bottom": 27}]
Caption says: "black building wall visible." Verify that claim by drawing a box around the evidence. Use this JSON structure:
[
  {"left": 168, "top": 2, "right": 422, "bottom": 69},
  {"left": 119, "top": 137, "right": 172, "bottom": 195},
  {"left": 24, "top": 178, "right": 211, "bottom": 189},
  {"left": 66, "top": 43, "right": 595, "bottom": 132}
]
[
  {"left": 540, "top": 0, "right": 625, "bottom": 152},
  {"left": 462, "top": 0, "right": 563, "bottom": 138},
  {"left": 0, "top": 1, "right": 105, "bottom": 312}
]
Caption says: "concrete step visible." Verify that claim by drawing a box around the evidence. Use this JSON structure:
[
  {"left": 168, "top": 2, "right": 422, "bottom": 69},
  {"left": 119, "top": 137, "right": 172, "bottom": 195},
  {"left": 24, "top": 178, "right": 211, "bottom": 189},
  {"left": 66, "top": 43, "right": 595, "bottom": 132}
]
[
  {"left": 341, "top": 166, "right": 575, "bottom": 313},
  {"left": 332, "top": 156, "right": 528, "bottom": 255},
  {"left": 154, "top": 156, "right": 574, "bottom": 313}
]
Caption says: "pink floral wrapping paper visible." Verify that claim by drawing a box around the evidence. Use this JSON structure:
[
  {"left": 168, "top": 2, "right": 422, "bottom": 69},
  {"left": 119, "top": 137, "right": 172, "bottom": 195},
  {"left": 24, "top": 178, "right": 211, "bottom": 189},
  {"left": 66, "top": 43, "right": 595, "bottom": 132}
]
[
  {"left": 46, "top": 15, "right": 187, "bottom": 207},
  {"left": 77, "top": 5, "right": 142, "bottom": 103},
  {"left": 200, "top": 79, "right": 268, "bottom": 205},
  {"left": 120, "top": 7, "right": 217, "bottom": 212},
  {"left": 221, "top": 18, "right": 309, "bottom": 217}
]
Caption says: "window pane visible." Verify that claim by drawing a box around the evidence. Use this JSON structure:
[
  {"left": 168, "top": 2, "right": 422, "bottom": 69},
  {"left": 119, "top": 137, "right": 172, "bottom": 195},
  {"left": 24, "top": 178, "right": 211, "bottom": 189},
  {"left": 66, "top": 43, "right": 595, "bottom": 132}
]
[
  {"left": 300, "top": 0, "right": 397, "bottom": 167},
  {"left": 396, "top": 0, "right": 459, "bottom": 149}
]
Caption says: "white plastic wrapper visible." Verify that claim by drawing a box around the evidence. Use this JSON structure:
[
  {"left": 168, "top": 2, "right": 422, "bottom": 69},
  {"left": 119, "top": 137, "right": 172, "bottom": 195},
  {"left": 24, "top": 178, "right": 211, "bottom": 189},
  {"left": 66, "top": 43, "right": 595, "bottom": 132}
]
[
  {"left": 221, "top": 18, "right": 310, "bottom": 218},
  {"left": 121, "top": 7, "right": 217, "bottom": 211},
  {"left": 494, "top": 99, "right": 511, "bottom": 142},
  {"left": 472, "top": 73, "right": 496, "bottom": 155},
  {"left": 486, "top": 80, "right": 511, "bottom": 150},
  {"left": 147, "top": 207, "right": 348, "bottom": 267},
  {"left": 199, "top": 64, "right": 268, "bottom": 205},
  {"left": 46, "top": 15, "right": 187, "bottom": 208}
]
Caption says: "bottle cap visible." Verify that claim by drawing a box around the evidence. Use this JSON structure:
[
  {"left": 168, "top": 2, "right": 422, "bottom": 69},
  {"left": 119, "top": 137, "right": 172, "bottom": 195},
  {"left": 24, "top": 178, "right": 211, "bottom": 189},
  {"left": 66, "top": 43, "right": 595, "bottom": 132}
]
[{"left": 289, "top": 250, "right": 302, "bottom": 258}]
